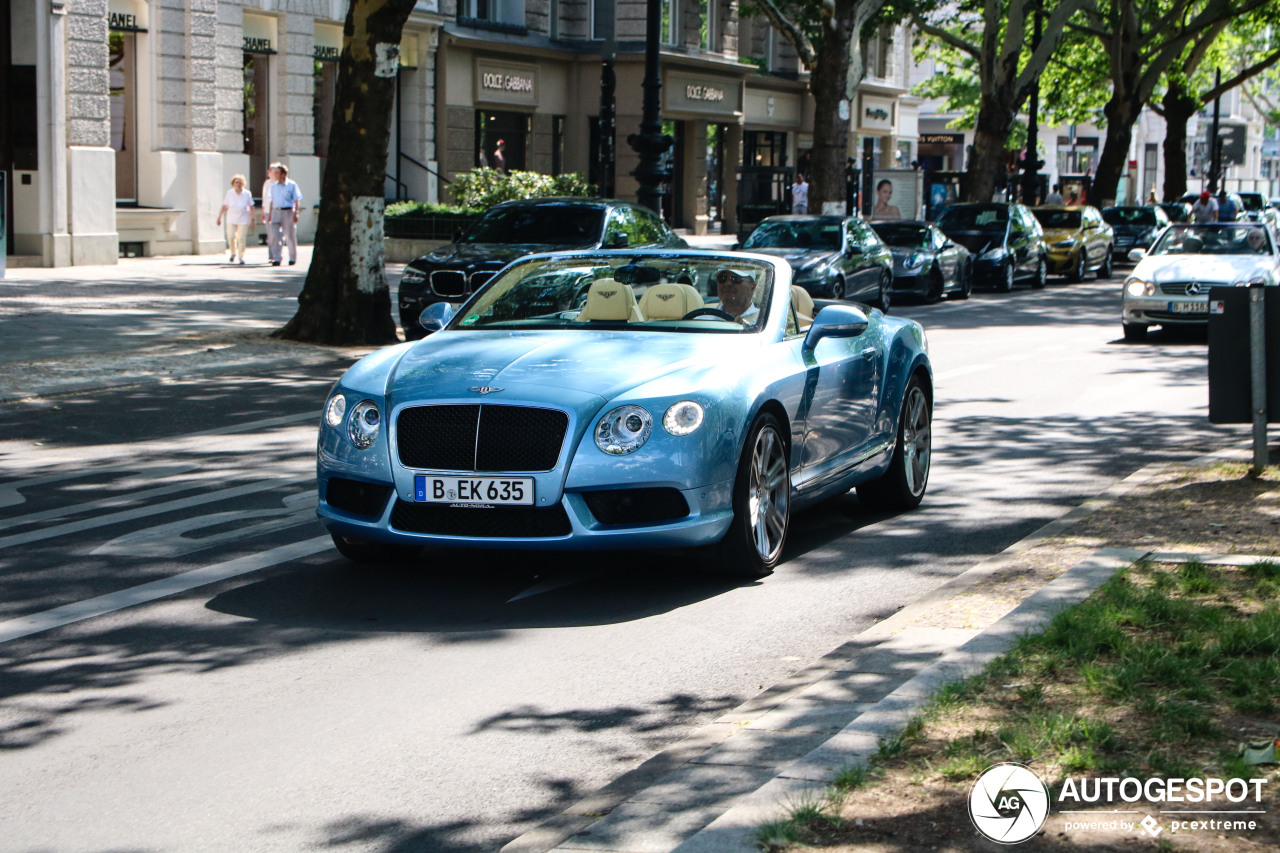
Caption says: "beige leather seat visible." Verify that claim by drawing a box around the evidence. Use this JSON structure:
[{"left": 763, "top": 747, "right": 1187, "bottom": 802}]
[
  {"left": 791, "top": 286, "right": 815, "bottom": 330},
  {"left": 575, "top": 279, "right": 644, "bottom": 322},
  {"left": 638, "top": 283, "right": 705, "bottom": 319}
]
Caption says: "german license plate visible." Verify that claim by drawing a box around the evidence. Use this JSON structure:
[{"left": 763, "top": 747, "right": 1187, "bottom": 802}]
[
  {"left": 1168, "top": 301, "right": 1208, "bottom": 314},
  {"left": 414, "top": 475, "right": 534, "bottom": 505}
]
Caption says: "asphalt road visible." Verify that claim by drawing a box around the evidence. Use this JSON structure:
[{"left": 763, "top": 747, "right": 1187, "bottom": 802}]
[{"left": 0, "top": 262, "right": 1245, "bottom": 852}]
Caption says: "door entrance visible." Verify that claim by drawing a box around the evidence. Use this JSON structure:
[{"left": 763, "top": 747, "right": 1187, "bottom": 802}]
[
  {"left": 476, "top": 110, "right": 530, "bottom": 173},
  {"left": 243, "top": 52, "right": 271, "bottom": 194}
]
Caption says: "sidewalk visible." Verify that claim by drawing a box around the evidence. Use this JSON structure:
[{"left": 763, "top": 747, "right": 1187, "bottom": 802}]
[{"left": 501, "top": 449, "right": 1274, "bottom": 853}]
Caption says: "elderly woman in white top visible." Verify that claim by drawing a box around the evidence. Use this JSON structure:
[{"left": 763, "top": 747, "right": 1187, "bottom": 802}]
[{"left": 216, "top": 174, "right": 255, "bottom": 264}]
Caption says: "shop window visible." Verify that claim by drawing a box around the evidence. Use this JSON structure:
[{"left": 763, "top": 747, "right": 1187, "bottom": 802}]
[
  {"left": 552, "top": 115, "right": 565, "bottom": 176},
  {"left": 243, "top": 53, "right": 271, "bottom": 193},
  {"left": 313, "top": 60, "right": 338, "bottom": 160},
  {"left": 744, "top": 131, "right": 787, "bottom": 168},
  {"left": 477, "top": 110, "right": 530, "bottom": 173},
  {"left": 109, "top": 31, "right": 138, "bottom": 203},
  {"left": 460, "top": 0, "right": 525, "bottom": 28},
  {"left": 661, "top": 0, "right": 676, "bottom": 45}
]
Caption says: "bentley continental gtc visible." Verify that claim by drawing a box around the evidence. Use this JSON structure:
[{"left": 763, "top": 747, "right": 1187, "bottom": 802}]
[{"left": 318, "top": 251, "right": 933, "bottom": 577}]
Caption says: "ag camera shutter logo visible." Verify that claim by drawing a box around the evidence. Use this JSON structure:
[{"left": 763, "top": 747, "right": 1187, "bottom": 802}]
[{"left": 968, "top": 763, "right": 1050, "bottom": 844}]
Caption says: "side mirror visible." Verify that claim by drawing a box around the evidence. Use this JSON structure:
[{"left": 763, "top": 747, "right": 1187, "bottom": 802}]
[
  {"left": 731, "top": 242, "right": 741, "bottom": 250},
  {"left": 1128, "top": 248, "right": 1147, "bottom": 262},
  {"left": 609, "top": 233, "right": 630, "bottom": 249},
  {"left": 418, "top": 301, "right": 457, "bottom": 334},
  {"left": 845, "top": 243, "right": 863, "bottom": 255},
  {"left": 803, "top": 304, "right": 870, "bottom": 349}
]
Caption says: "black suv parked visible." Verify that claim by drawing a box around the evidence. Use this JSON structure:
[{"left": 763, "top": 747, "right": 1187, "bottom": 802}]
[
  {"left": 935, "top": 202, "right": 1048, "bottom": 291},
  {"left": 398, "top": 198, "right": 686, "bottom": 338}
]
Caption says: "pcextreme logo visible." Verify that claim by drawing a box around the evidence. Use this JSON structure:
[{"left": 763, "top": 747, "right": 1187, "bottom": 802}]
[{"left": 968, "top": 763, "right": 1051, "bottom": 844}]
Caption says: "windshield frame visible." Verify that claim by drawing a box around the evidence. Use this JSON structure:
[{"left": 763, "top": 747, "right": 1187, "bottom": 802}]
[{"left": 1148, "top": 223, "right": 1275, "bottom": 257}]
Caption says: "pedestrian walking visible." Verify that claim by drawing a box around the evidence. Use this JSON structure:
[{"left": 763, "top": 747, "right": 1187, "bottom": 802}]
[
  {"left": 261, "top": 164, "right": 280, "bottom": 263},
  {"left": 1191, "top": 190, "right": 1218, "bottom": 223},
  {"left": 1213, "top": 189, "right": 1233, "bottom": 220},
  {"left": 267, "top": 164, "right": 303, "bottom": 266},
  {"left": 216, "top": 175, "right": 254, "bottom": 265},
  {"left": 790, "top": 173, "right": 809, "bottom": 215}
]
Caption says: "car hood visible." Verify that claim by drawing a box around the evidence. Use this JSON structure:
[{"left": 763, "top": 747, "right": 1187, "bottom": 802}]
[
  {"left": 1109, "top": 222, "right": 1157, "bottom": 235},
  {"left": 1132, "top": 254, "right": 1278, "bottom": 284},
  {"left": 388, "top": 329, "right": 759, "bottom": 403},
  {"left": 946, "top": 231, "right": 1005, "bottom": 254},
  {"left": 746, "top": 247, "right": 837, "bottom": 269},
  {"left": 413, "top": 241, "right": 593, "bottom": 269},
  {"left": 1042, "top": 227, "right": 1083, "bottom": 242}
]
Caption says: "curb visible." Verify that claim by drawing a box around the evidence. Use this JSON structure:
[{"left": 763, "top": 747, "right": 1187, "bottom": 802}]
[{"left": 500, "top": 451, "right": 1252, "bottom": 853}]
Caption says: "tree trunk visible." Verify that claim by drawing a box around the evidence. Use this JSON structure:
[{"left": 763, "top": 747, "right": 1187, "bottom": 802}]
[
  {"left": 1160, "top": 81, "right": 1197, "bottom": 202},
  {"left": 275, "top": 0, "right": 415, "bottom": 346},
  {"left": 807, "top": 19, "right": 855, "bottom": 211},
  {"left": 965, "top": 97, "right": 1015, "bottom": 202},
  {"left": 1092, "top": 95, "right": 1142, "bottom": 207}
]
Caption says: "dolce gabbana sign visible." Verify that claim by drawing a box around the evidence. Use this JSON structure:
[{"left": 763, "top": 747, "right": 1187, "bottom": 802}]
[
  {"left": 475, "top": 60, "right": 538, "bottom": 105},
  {"left": 666, "top": 72, "right": 741, "bottom": 117}
]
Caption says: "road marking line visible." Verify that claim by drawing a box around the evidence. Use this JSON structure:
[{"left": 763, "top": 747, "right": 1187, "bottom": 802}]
[
  {"left": 0, "top": 535, "right": 333, "bottom": 645},
  {"left": 0, "top": 475, "right": 311, "bottom": 549}
]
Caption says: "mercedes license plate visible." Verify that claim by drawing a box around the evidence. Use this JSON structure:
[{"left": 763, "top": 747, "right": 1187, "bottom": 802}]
[
  {"left": 415, "top": 475, "right": 534, "bottom": 505},
  {"left": 1168, "top": 301, "right": 1209, "bottom": 314}
]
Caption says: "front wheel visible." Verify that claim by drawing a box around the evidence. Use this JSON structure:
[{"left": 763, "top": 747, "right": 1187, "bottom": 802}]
[
  {"left": 1097, "top": 247, "right": 1114, "bottom": 279},
  {"left": 952, "top": 262, "right": 973, "bottom": 300},
  {"left": 331, "top": 533, "right": 421, "bottom": 564},
  {"left": 829, "top": 276, "right": 846, "bottom": 301},
  {"left": 1031, "top": 257, "right": 1048, "bottom": 289},
  {"left": 856, "top": 377, "right": 932, "bottom": 511},
  {"left": 924, "top": 267, "right": 945, "bottom": 304},
  {"left": 871, "top": 270, "right": 892, "bottom": 312},
  {"left": 717, "top": 413, "right": 791, "bottom": 578},
  {"left": 997, "top": 262, "right": 1015, "bottom": 293}
]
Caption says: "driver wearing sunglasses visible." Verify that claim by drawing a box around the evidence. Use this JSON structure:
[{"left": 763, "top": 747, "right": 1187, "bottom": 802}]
[{"left": 715, "top": 268, "right": 760, "bottom": 323}]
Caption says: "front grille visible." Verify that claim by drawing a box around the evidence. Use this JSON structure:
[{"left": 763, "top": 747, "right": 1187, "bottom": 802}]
[
  {"left": 325, "top": 478, "right": 392, "bottom": 518},
  {"left": 1145, "top": 310, "right": 1209, "bottom": 321},
  {"left": 469, "top": 271, "right": 496, "bottom": 290},
  {"left": 583, "top": 488, "right": 690, "bottom": 526},
  {"left": 397, "top": 405, "right": 569, "bottom": 472},
  {"left": 391, "top": 500, "right": 571, "bottom": 537},
  {"left": 1158, "top": 282, "right": 1213, "bottom": 296},
  {"left": 431, "top": 270, "right": 468, "bottom": 297}
]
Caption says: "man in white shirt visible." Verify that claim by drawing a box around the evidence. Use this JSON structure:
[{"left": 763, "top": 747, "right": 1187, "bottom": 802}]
[
  {"left": 715, "top": 268, "right": 761, "bottom": 326},
  {"left": 791, "top": 174, "right": 809, "bottom": 215},
  {"left": 267, "top": 163, "right": 304, "bottom": 266},
  {"left": 1191, "top": 190, "right": 1218, "bottom": 224}
]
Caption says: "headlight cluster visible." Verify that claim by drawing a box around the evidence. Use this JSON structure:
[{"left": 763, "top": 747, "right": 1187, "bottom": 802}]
[
  {"left": 980, "top": 247, "right": 1005, "bottom": 261},
  {"left": 1125, "top": 278, "right": 1155, "bottom": 297},
  {"left": 594, "top": 401, "right": 705, "bottom": 455},
  {"left": 400, "top": 268, "right": 428, "bottom": 285},
  {"left": 903, "top": 252, "right": 928, "bottom": 271},
  {"left": 325, "top": 393, "right": 382, "bottom": 449},
  {"left": 1054, "top": 238, "right": 1078, "bottom": 248}
]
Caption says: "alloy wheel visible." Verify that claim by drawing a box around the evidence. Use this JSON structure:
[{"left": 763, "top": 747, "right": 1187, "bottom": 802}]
[
  {"left": 748, "top": 425, "right": 789, "bottom": 563},
  {"left": 900, "top": 385, "right": 932, "bottom": 498}
]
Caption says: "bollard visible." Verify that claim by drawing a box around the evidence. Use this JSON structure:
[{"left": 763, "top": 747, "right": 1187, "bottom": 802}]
[{"left": 1249, "top": 283, "right": 1269, "bottom": 477}]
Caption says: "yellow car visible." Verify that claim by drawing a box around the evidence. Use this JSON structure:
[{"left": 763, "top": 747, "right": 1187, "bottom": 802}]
[{"left": 1031, "top": 205, "right": 1115, "bottom": 281}]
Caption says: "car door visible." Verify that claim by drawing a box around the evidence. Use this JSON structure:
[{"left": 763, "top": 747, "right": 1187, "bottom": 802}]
[
  {"left": 934, "top": 226, "right": 960, "bottom": 283},
  {"left": 847, "top": 219, "right": 880, "bottom": 299},
  {"left": 794, "top": 319, "right": 882, "bottom": 478}
]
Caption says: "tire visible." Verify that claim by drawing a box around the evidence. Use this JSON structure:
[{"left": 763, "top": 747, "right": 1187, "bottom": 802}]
[
  {"left": 716, "top": 413, "right": 791, "bottom": 578},
  {"left": 830, "top": 276, "right": 846, "bottom": 301},
  {"left": 330, "top": 532, "right": 421, "bottom": 564},
  {"left": 1097, "top": 247, "right": 1114, "bottom": 279},
  {"left": 997, "top": 262, "right": 1014, "bottom": 293},
  {"left": 953, "top": 262, "right": 973, "bottom": 300},
  {"left": 1070, "top": 250, "right": 1086, "bottom": 283},
  {"left": 1122, "top": 322, "right": 1148, "bottom": 342},
  {"left": 924, "top": 267, "right": 944, "bottom": 304},
  {"left": 871, "top": 270, "right": 892, "bottom": 312},
  {"left": 857, "top": 376, "right": 932, "bottom": 511},
  {"left": 1032, "top": 257, "right": 1048, "bottom": 289}
]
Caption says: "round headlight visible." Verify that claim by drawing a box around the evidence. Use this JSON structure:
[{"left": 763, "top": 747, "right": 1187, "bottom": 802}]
[
  {"left": 663, "top": 401, "right": 705, "bottom": 436},
  {"left": 595, "top": 405, "right": 652, "bottom": 455},
  {"left": 325, "top": 394, "right": 347, "bottom": 428},
  {"left": 1125, "top": 279, "right": 1154, "bottom": 297},
  {"left": 348, "top": 400, "right": 381, "bottom": 449}
]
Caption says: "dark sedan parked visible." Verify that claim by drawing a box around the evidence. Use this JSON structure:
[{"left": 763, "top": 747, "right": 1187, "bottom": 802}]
[
  {"left": 1157, "top": 202, "right": 1193, "bottom": 223},
  {"left": 739, "top": 215, "right": 894, "bottom": 309},
  {"left": 1102, "top": 205, "right": 1170, "bottom": 256},
  {"left": 870, "top": 220, "right": 972, "bottom": 302},
  {"left": 934, "top": 203, "right": 1048, "bottom": 291},
  {"left": 398, "top": 197, "right": 686, "bottom": 338}
]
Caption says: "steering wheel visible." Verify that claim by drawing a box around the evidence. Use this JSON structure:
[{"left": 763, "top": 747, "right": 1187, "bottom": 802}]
[{"left": 682, "top": 307, "right": 736, "bottom": 321}]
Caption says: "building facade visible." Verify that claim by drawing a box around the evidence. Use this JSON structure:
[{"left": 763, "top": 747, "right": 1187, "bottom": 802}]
[{"left": 4, "top": 0, "right": 919, "bottom": 266}]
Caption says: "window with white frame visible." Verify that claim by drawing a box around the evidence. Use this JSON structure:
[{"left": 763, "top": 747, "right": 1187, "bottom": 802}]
[{"left": 460, "top": 0, "right": 525, "bottom": 27}]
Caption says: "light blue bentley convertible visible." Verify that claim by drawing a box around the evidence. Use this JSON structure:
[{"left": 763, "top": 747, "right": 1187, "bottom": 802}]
[{"left": 317, "top": 250, "right": 932, "bottom": 577}]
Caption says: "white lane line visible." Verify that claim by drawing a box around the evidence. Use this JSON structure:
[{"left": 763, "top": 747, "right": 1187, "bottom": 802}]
[
  {"left": 0, "top": 464, "right": 199, "bottom": 511},
  {"left": 0, "top": 535, "right": 333, "bottom": 645},
  {"left": 0, "top": 475, "right": 311, "bottom": 549},
  {"left": 0, "top": 469, "right": 222, "bottom": 531}
]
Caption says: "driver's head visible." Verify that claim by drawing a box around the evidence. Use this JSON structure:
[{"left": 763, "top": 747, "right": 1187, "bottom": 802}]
[
  {"left": 1247, "top": 228, "right": 1265, "bottom": 250},
  {"left": 716, "top": 268, "right": 758, "bottom": 317}
]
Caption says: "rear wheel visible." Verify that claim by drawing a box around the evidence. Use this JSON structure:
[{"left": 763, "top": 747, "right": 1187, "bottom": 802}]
[
  {"left": 856, "top": 377, "right": 932, "bottom": 510},
  {"left": 1122, "top": 322, "right": 1148, "bottom": 342},
  {"left": 331, "top": 533, "right": 421, "bottom": 564},
  {"left": 717, "top": 413, "right": 791, "bottom": 578}
]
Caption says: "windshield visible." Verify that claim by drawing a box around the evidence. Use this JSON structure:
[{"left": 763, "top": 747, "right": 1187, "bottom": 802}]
[
  {"left": 871, "top": 223, "right": 930, "bottom": 248},
  {"left": 1158, "top": 203, "right": 1190, "bottom": 222},
  {"left": 447, "top": 254, "right": 776, "bottom": 334},
  {"left": 1149, "top": 224, "right": 1274, "bottom": 256},
  {"left": 1032, "top": 209, "right": 1082, "bottom": 229},
  {"left": 461, "top": 205, "right": 604, "bottom": 246},
  {"left": 1238, "top": 193, "right": 1265, "bottom": 211},
  {"left": 743, "top": 219, "right": 843, "bottom": 251},
  {"left": 936, "top": 206, "right": 1008, "bottom": 231},
  {"left": 1103, "top": 207, "right": 1158, "bottom": 226}
]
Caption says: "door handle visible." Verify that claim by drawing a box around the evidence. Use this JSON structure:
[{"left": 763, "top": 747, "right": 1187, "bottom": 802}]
[{"left": 860, "top": 348, "right": 877, "bottom": 360}]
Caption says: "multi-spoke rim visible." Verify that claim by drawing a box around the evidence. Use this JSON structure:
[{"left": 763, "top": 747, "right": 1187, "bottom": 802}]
[
  {"left": 748, "top": 425, "right": 789, "bottom": 561},
  {"left": 900, "top": 386, "right": 931, "bottom": 497}
]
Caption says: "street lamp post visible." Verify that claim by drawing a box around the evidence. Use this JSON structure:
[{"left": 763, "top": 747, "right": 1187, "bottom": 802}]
[
  {"left": 1208, "top": 68, "right": 1222, "bottom": 193},
  {"left": 1020, "top": 2, "right": 1044, "bottom": 206},
  {"left": 628, "top": 0, "right": 671, "bottom": 215},
  {"left": 597, "top": 6, "right": 616, "bottom": 198}
]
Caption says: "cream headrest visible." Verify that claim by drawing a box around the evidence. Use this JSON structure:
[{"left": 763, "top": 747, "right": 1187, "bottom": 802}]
[
  {"left": 639, "top": 283, "right": 705, "bottom": 319},
  {"left": 791, "top": 285, "right": 815, "bottom": 323},
  {"left": 577, "top": 279, "right": 642, "bottom": 322}
]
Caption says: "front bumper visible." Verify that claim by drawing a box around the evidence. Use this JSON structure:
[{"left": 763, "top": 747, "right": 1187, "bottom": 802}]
[
  {"left": 972, "top": 258, "right": 1005, "bottom": 284},
  {"left": 1122, "top": 296, "right": 1209, "bottom": 326},
  {"left": 1046, "top": 249, "right": 1080, "bottom": 275}
]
